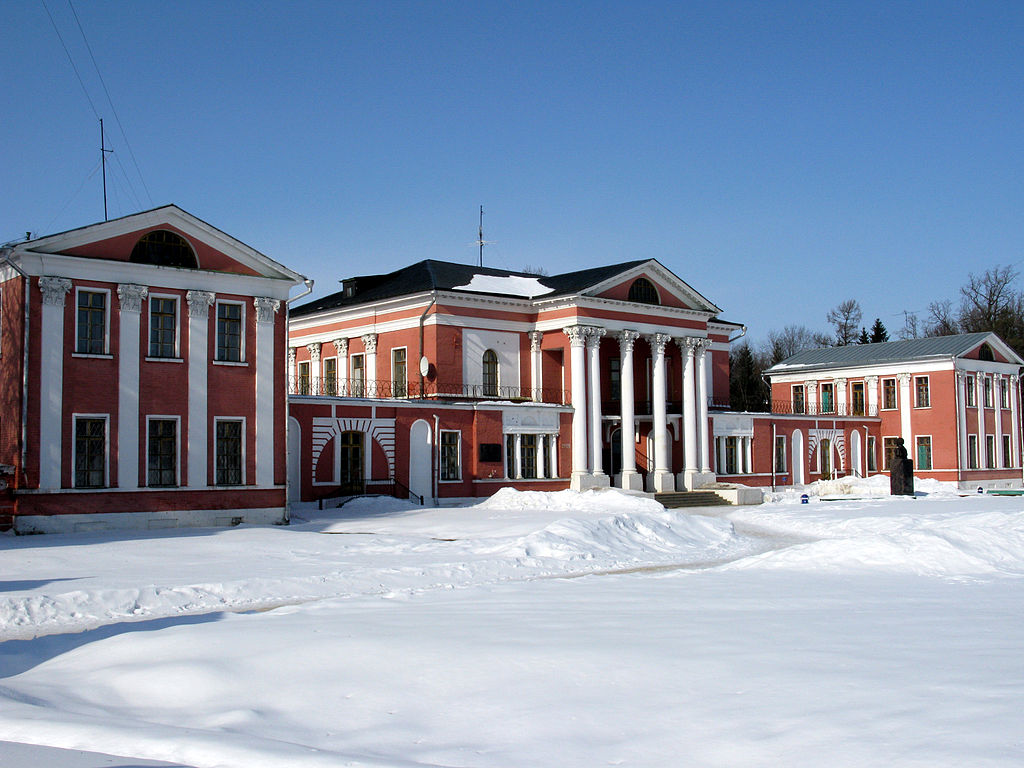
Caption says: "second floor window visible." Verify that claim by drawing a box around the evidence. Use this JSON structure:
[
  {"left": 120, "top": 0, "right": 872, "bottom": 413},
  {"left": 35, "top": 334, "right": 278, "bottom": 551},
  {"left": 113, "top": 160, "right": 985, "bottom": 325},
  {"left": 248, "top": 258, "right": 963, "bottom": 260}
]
[
  {"left": 351, "top": 355, "right": 365, "bottom": 397},
  {"left": 1000, "top": 378, "right": 1009, "bottom": 409},
  {"left": 915, "top": 377, "right": 930, "bottom": 408},
  {"left": 882, "top": 378, "right": 897, "bottom": 409},
  {"left": 392, "top": 348, "right": 407, "bottom": 397},
  {"left": 820, "top": 383, "right": 834, "bottom": 414},
  {"left": 966, "top": 375, "right": 976, "bottom": 407},
  {"left": 149, "top": 298, "right": 177, "bottom": 358},
  {"left": 216, "top": 303, "right": 242, "bottom": 362},
  {"left": 792, "top": 385, "right": 805, "bottom": 414},
  {"left": 297, "top": 361, "right": 310, "bottom": 395},
  {"left": 77, "top": 290, "right": 106, "bottom": 354},
  {"left": 984, "top": 377, "right": 993, "bottom": 408},
  {"left": 482, "top": 350, "right": 498, "bottom": 396}
]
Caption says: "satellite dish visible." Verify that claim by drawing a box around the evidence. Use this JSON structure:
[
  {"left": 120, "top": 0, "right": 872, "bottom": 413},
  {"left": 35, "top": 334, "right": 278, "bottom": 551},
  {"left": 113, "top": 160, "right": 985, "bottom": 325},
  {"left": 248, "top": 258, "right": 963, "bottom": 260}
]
[{"left": 419, "top": 356, "right": 430, "bottom": 377}]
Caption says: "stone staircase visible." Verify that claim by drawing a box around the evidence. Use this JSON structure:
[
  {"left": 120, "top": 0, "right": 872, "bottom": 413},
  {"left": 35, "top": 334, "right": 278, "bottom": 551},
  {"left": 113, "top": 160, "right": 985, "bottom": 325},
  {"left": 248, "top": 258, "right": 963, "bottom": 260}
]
[{"left": 654, "top": 490, "right": 731, "bottom": 509}]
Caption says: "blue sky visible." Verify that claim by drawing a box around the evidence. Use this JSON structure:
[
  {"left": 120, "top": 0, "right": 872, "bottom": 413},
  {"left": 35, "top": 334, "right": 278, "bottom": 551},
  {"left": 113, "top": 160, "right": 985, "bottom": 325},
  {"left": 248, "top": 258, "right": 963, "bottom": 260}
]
[{"left": 4, "top": 1, "right": 1023, "bottom": 344}]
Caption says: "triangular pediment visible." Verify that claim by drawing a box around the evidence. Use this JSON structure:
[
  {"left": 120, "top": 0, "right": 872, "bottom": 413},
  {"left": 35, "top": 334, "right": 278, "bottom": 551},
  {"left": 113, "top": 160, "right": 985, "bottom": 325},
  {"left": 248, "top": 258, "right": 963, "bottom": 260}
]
[
  {"left": 22, "top": 205, "right": 305, "bottom": 283},
  {"left": 582, "top": 259, "right": 721, "bottom": 314}
]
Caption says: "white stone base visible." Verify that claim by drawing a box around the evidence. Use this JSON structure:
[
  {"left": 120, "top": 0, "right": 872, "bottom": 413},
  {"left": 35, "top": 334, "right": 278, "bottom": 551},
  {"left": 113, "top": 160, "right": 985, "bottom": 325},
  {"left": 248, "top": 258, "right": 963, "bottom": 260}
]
[
  {"left": 570, "top": 472, "right": 612, "bottom": 491},
  {"left": 652, "top": 470, "right": 675, "bottom": 492},
  {"left": 618, "top": 469, "right": 645, "bottom": 491},
  {"left": 13, "top": 507, "right": 288, "bottom": 535},
  {"left": 681, "top": 470, "right": 718, "bottom": 490}
]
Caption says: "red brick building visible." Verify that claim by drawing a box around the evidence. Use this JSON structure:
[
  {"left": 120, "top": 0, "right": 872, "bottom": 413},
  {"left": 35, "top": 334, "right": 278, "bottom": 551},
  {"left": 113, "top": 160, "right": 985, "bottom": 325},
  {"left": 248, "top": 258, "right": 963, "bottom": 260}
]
[{"left": 0, "top": 206, "right": 308, "bottom": 532}]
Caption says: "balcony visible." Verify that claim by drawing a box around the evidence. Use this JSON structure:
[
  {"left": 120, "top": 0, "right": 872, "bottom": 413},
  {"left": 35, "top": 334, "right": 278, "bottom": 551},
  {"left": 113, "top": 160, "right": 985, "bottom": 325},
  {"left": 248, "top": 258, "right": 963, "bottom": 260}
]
[
  {"left": 289, "top": 376, "right": 570, "bottom": 404},
  {"left": 709, "top": 399, "right": 878, "bottom": 417}
]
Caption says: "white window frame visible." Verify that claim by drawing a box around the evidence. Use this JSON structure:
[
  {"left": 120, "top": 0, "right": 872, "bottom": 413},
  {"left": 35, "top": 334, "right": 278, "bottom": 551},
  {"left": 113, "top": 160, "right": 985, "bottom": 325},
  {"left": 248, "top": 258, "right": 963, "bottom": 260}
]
[
  {"left": 1000, "top": 377, "right": 1009, "bottom": 409},
  {"left": 439, "top": 429, "right": 462, "bottom": 482},
  {"left": 819, "top": 383, "right": 835, "bottom": 414},
  {"left": 983, "top": 376, "right": 993, "bottom": 408},
  {"left": 73, "top": 286, "right": 112, "bottom": 357},
  {"left": 1002, "top": 434, "right": 1013, "bottom": 469},
  {"left": 72, "top": 413, "right": 110, "bottom": 488},
  {"left": 985, "top": 434, "right": 996, "bottom": 469},
  {"left": 392, "top": 346, "right": 408, "bottom": 397},
  {"left": 145, "top": 415, "right": 181, "bottom": 488},
  {"left": 214, "top": 299, "right": 246, "bottom": 365},
  {"left": 881, "top": 378, "right": 898, "bottom": 410},
  {"left": 913, "top": 375, "right": 930, "bottom": 408},
  {"left": 350, "top": 353, "right": 365, "bottom": 395},
  {"left": 792, "top": 384, "right": 805, "bottom": 413},
  {"left": 214, "top": 416, "right": 247, "bottom": 486},
  {"left": 967, "top": 434, "right": 979, "bottom": 469},
  {"left": 774, "top": 434, "right": 786, "bottom": 474},
  {"left": 965, "top": 375, "right": 977, "bottom": 407},
  {"left": 867, "top": 435, "right": 877, "bottom": 472},
  {"left": 146, "top": 293, "right": 181, "bottom": 360},
  {"left": 322, "top": 355, "right": 338, "bottom": 396},
  {"left": 915, "top": 435, "right": 933, "bottom": 471}
]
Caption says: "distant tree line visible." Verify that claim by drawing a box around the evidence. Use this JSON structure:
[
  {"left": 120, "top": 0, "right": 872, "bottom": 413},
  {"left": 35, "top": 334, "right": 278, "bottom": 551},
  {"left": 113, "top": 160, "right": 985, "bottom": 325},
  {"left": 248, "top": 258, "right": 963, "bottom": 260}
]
[{"left": 729, "top": 265, "right": 1024, "bottom": 412}]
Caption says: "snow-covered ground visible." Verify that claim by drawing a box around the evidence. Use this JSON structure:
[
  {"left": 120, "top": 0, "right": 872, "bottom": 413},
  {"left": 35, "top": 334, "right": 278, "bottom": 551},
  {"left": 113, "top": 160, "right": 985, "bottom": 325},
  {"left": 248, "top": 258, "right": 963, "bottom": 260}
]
[{"left": 2, "top": 481, "right": 1023, "bottom": 767}]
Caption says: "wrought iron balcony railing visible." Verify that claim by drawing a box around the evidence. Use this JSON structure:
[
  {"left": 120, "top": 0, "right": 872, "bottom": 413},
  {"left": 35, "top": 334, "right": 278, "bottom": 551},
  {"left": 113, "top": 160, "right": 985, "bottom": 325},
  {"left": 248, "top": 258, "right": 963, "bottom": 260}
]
[
  {"left": 290, "top": 376, "right": 570, "bottom": 404},
  {"left": 708, "top": 399, "right": 879, "bottom": 417}
]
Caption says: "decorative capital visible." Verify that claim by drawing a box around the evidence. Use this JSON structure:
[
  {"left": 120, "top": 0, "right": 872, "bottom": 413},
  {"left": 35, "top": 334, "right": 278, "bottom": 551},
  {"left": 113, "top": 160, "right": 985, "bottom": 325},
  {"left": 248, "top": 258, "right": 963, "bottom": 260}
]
[
  {"left": 618, "top": 329, "right": 640, "bottom": 355},
  {"left": 806, "top": 380, "right": 818, "bottom": 390},
  {"left": 675, "top": 336, "right": 700, "bottom": 356},
  {"left": 307, "top": 342, "right": 322, "bottom": 362},
  {"left": 646, "top": 332, "right": 672, "bottom": 354},
  {"left": 361, "top": 333, "right": 378, "bottom": 354},
  {"left": 584, "top": 326, "right": 606, "bottom": 349},
  {"left": 39, "top": 276, "right": 72, "bottom": 306},
  {"left": 186, "top": 290, "right": 215, "bottom": 318},
  {"left": 117, "top": 283, "right": 148, "bottom": 313},
  {"left": 288, "top": 347, "right": 297, "bottom": 366},
  {"left": 528, "top": 330, "right": 543, "bottom": 352},
  {"left": 834, "top": 377, "right": 847, "bottom": 387},
  {"left": 1011, "top": 375, "right": 1019, "bottom": 386},
  {"left": 865, "top": 375, "right": 878, "bottom": 386},
  {"left": 332, "top": 337, "right": 348, "bottom": 356},
  {"left": 564, "top": 325, "right": 589, "bottom": 347},
  {"left": 254, "top": 297, "right": 280, "bottom": 324},
  {"left": 896, "top": 372, "right": 912, "bottom": 385}
]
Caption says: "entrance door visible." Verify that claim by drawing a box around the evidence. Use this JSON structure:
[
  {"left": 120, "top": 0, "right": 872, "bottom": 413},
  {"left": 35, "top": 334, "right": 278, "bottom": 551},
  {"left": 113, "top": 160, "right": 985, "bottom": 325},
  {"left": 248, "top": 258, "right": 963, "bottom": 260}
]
[
  {"left": 820, "top": 438, "right": 832, "bottom": 479},
  {"left": 408, "top": 420, "right": 432, "bottom": 502},
  {"left": 338, "top": 431, "right": 364, "bottom": 494},
  {"left": 608, "top": 428, "right": 622, "bottom": 478}
]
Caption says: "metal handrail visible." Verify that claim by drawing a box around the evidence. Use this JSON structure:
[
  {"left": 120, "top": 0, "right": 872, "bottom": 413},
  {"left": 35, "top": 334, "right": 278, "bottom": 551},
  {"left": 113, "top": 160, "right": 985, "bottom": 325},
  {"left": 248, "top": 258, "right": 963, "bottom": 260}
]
[{"left": 290, "top": 376, "right": 570, "bottom": 404}]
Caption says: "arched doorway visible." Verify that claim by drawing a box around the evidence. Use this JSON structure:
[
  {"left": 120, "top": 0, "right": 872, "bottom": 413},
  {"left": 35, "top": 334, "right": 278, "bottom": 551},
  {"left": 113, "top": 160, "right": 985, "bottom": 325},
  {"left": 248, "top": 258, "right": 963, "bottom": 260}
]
[
  {"left": 792, "top": 430, "right": 805, "bottom": 485},
  {"left": 820, "top": 438, "right": 833, "bottom": 479},
  {"left": 288, "top": 417, "right": 301, "bottom": 502},
  {"left": 408, "top": 420, "right": 432, "bottom": 503},
  {"left": 850, "top": 430, "right": 862, "bottom": 478},
  {"left": 338, "top": 431, "right": 365, "bottom": 495}
]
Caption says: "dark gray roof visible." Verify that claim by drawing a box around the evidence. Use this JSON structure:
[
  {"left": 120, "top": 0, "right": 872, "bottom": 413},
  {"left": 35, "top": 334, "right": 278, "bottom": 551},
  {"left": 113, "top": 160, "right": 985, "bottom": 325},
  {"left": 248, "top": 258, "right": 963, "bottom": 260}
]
[
  {"left": 766, "top": 332, "right": 1014, "bottom": 373},
  {"left": 291, "top": 258, "right": 650, "bottom": 316}
]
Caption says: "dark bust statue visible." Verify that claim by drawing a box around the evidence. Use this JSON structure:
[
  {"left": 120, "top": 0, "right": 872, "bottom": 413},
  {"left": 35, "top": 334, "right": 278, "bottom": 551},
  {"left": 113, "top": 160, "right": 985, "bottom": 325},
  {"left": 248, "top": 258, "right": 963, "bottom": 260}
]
[{"left": 889, "top": 437, "right": 914, "bottom": 496}]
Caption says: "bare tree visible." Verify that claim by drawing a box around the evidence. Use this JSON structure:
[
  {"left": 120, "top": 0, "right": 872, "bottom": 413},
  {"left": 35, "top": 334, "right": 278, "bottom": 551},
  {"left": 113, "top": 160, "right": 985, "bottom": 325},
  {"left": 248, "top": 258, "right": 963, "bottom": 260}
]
[
  {"left": 826, "top": 299, "right": 863, "bottom": 346},
  {"left": 925, "top": 299, "right": 959, "bottom": 337},
  {"left": 763, "top": 325, "right": 829, "bottom": 365},
  {"left": 899, "top": 310, "right": 921, "bottom": 340}
]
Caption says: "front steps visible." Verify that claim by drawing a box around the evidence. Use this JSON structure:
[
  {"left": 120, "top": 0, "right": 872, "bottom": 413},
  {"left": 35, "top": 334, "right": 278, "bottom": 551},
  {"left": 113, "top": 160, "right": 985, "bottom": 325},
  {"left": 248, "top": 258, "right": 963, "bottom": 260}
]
[{"left": 654, "top": 490, "right": 731, "bottom": 509}]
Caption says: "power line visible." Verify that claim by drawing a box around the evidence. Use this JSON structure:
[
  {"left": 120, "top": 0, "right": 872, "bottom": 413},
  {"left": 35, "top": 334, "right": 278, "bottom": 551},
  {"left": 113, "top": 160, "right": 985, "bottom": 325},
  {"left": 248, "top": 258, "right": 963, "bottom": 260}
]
[
  {"left": 40, "top": 0, "right": 100, "bottom": 120},
  {"left": 67, "top": 0, "right": 152, "bottom": 207}
]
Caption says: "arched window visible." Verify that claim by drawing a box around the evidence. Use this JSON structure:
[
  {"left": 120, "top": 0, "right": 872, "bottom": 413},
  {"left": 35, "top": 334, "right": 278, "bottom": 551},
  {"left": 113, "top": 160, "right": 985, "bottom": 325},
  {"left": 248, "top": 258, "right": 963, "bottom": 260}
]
[
  {"left": 978, "top": 343, "right": 995, "bottom": 361},
  {"left": 130, "top": 230, "right": 198, "bottom": 268},
  {"left": 627, "top": 277, "right": 659, "bottom": 305},
  {"left": 482, "top": 349, "right": 499, "bottom": 396}
]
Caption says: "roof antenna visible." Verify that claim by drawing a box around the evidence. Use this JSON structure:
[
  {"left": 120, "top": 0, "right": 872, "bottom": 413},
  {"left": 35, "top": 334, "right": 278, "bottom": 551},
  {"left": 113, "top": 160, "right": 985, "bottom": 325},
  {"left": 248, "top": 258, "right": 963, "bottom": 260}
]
[
  {"left": 100, "top": 118, "right": 113, "bottom": 221},
  {"left": 474, "top": 205, "right": 494, "bottom": 267}
]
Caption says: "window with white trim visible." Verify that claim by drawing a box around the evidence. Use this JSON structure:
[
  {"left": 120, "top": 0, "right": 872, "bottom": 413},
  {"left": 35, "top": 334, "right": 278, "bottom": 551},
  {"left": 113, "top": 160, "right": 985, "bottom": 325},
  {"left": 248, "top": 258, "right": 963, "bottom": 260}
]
[
  {"left": 985, "top": 435, "right": 996, "bottom": 469},
  {"left": 968, "top": 434, "right": 979, "bottom": 469},
  {"left": 965, "top": 375, "right": 976, "bottom": 407},
  {"left": 323, "top": 357, "right": 337, "bottom": 396},
  {"left": 792, "top": 385, "right": 805, "bottom": 414},
  {"left": 983, "top": 376, "right": 993, "bottom": 408},
  {"left": 351, "top": 354, "right": 365, "bottom": 397},
  {"left": 215, "top": 419, "right": 244, "bottom": 485},
  {"left": 76, "top": 289, "right": 108, "bottom": 355},
  {"left": 1003, "top": 435, "right": 1012, "bottom": 469},
  {"left": 215, "top": 301, "right": 244, "bottom": 362},
  {"left": 914, "top": 376, "right": 930, "bottom": 408},
  {"left": 915, "top": 436, "right": 932, "bottom": 471},
  {"left": 149, "top": 296, "right": 178, "bottom": 358},
  {"left": 774, "top": 435, "right": 786, "bottom": 473},
  {"left": 392, "top": 347, "right": 407, "bottom": 397},
  {"left": 1000, "top": 378, "right": 1009, "bottom": 409},
  {"left": 74, "top": 415, "right": 108, "bottom": 488},
  {"left": 147, "top": 418, "right": 178, "bottom": 487},
  {"left": 882, "top": 378, "right": 897, "bottom": 410},
  {"left": 867, "top": 436, "right": 877, "bottom": 472},
  {"left": 440, "top": 430, "right": 461, "bottom": 481},
  {"left": 819, "top": 383, "right": 834, "bottom": 414}
]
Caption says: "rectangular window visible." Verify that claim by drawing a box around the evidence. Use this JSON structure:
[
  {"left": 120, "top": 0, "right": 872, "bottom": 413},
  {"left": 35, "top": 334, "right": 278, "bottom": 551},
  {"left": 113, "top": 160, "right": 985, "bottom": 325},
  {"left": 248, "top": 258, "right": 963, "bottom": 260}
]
[
  {"left": 1003, "top": 435, "right": 1013, "bottom": 469},
  {"left": 74, "top": 417, "right": 107, "bottom": 488},
  {"left": 867, "top": 436, "right": 877, "bottom": 472},
  {"left": 851, "top": 382, "right": 865, "bottom": 416},
  {"left": 883, "top": 437, "right": 900, "bottom": 470},
  {"left": 983, "top": 377, "right": 993, "bottom": 408},
  {"left": 965, "top": 375, "right": 976, "bottom": 407},
  {"left": 610, "top": 358, "right": 621, "bottom": 402},
  {"left": 297, "top": 361, "right": 310, "bottom": 395},
  {"left": 820, "top": 383, "right": 834, "bottom": 414},
  {"left": 1000, "top": 378, "right": 1009, "bottom": 409},
  {"left": 147, "top": 418, "right": 178, "bottom": 487},
  {"left": 216, "top": 302, "right": 243, "bottom": 362},
  {"left": 506, "top": 434, "right": 516, "bottom": 479},
  {"left": 914, "top": 376, "right": 930, "bottom": 408},
  {"left": 521, "top": 434, "right": 538, "bottom": 479},
  {"left": 986, "top": 435, "right": 996, "bottom": 469},
  {"left": 392, "top": 348, "right": 407, "bottom": 397},
  {"left": 149, "top": 297, "right": 177, "bottom": 358},
  {"left": 968, "top": 435, "right": 979, "bottom": 469},
  {"left": 351, "top": 354, "right": 365, "bottom": 397},
  {"left": 882, "top": 378, "right": 897, "bottom": 410},
  {"left": 774, "top": 435, "right": 786, "bottom": 474},
  {"left": 440, "top": 431, "right": 461, "bottom": 481},
  {"left": 76, "top": 290, "right": 107, "bottom": 354},
  {"left": 915, "top": 436, "right": 932, "bottom": 471},
  {"left": 323, "top": 357, "right": 337, "bottom": 396},
  {"left": 792, "top": 385, "right": 805, "bottom": 414},
  {"left": 215, "top": 420, "right": 244, "bottom": 485},
  {"left": 725, "top": 436, "right": 738, "bottom": 474}
]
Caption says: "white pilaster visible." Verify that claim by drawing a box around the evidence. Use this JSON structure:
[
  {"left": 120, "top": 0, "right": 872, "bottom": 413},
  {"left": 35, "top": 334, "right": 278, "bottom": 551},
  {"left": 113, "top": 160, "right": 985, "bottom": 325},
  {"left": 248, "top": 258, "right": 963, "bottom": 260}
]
[
  {"left": 117, "top": 284, "right": 147, "bottom": 489},
  {"left": 835, "top": 378, "right": 848, "bottom": 415},
  {"left": 362, "top": 334, "right": 378, "bottom": 394},
  {"left": 976, "top": 375, "right": 985, "bottom": 467},
  {"left": 288, "top": 347, "right": 297, "bottom": 393},
  {"left": 529, "top": 331, "right": 543, "bottom": 401},
  {"left": 333, "top": 338, "right": 348, "bottom": 396},
  {"left": 549, "top": 433, "right": 559, "bottom": 478},
  {"left": 38, "top": 277, "right": 71, "bottom": 490},
  {"left": 564, "top": 326, "right": 591, "bottom": 489},
  {"left": 307, "top": 342, "right": 322, "bottom": 395},
  {"left": 187, "top": 290, "right": 214, "bottom": 487},
  {"left": 1012, "top": 376, "right": 1021, "bottom": 469},
  {"left": 648, "top": 333, "right": 674, "bottom": 492},
  {"left": 806, "top": 381, "right": 818, "bottom": 415},
  {"left": 678, "top": 337, "right": 698, "bottom": 489},
  {"left": 695, "top": 339, "right": 713, "bottom": 483},
  {"left": 514, "top": 432, "right": 523, "bottom": 480},
  {"left": 586, "top": 327, "right": 607, "bottom": 481},
  {"left": 865, "top": 375, "right": 879, "bottom": 416},
  {"left": 618, "top": 330, "right": 642, "bottom": 490},
  {"left": 254, "top": 297, "right": 280, "bottom": 488},
  {"left": 956, "top": 371, "right": 970, "bottom": 472},
  {"left": 995, "top": 375, "right": 1004, "bottom": 467},
  {"left": 897, "top": 373, "right": 913, "bottom": 447}
]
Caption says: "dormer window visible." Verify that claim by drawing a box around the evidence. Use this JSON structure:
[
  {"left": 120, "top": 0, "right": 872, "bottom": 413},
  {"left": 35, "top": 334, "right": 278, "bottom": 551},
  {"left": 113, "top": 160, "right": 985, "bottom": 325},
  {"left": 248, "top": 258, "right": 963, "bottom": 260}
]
[
  {"left": 627, "top": 277, "right": 659, "bottom": 305},
  {"left": 978, "top": 343, "right": 994, "bottom": 361},
  {"left": 130, "top": 230, "right": 198, "bottom": 269}
]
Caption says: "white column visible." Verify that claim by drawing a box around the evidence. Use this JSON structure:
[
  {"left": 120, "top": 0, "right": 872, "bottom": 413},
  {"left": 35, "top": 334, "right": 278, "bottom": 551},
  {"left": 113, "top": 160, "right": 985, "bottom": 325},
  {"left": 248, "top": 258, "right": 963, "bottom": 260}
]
[
  {"left": 744, "top": 437, "right": 753, "bottom": 474},
  {"left": 1011, "top": 375, "right": 1021, "bottom": 469},
  {"left": 186, "top": 290, "right": 214, "bottom": 487},
  {"left": 678, "top": 337, "right": 698, "bottom": 489},
  {"left": 288, "top": 347, "right": 297, "bottom": 393},
  {"left": 254, "top": 297, "right": 280, "bottom": 488},
  {"left": 995, "top": 375, "right": 1004, "bottom": 468},
  {"left": 529, "top": 331, "right": 543, "bottom": 401},
  {"left": 835, "top": 378, "right": 848, "bottom": 415},
  {"left": 38, "top": 277, "right": 71, "bottom": 490},
  {"left": 549, "top": 433, "right": 559, "bottom": 478},
  {"left": 535, "top": 435, "right": 544, "bottom": 478},
  {"left": 333, "top": 338, "right": 348, "bottom": 396},
  {"left": 306, "top": 342, "right": 322, "bottom": 395},
  {"left": 976, "top": 375, "right": 986, "bottom": 467},
  {"left": 648, "top": 333, "right": 674, "bottom": 492},
  {"left": 362, "top": 334, "right": 378, "bottom": 395},
  {"left": 586, "top": 327, "right": 607, "bottom": 480},
  {"left": 806, "top": 381, "right": 818, "bottom": 415},
  {"left": 565, "top": 326, "right": 590, "bottom": 489},
  {"left": 865, "top": 375, "right": 879, "bottom": 416},
  {"left": 514, "top": 433, "right": 523, "bottom": 479},
  {"left": 117, "top": 284, "right": 147, "bottom": 489},
  {"left": 618, "top": 330, "right": 642, "bottom": 490},
  {"left": 956, "top": 372, "right": 970, "bottom": 472},
  {"left": 696, "top": 339, "right": 712, "bottom": 477},
  {"left": 897, "top": 373, "right": 913, "bottom": 447}
]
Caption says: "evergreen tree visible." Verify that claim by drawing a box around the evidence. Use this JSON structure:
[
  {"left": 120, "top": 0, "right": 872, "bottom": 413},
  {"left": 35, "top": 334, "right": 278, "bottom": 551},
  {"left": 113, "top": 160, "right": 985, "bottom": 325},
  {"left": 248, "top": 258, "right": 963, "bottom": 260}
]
[
  {"left": 869, "top": 318, "right": 889, "bottom": 343},
  {"left": 857, "top": 327, "right": 870, "bottom": 344},
  {"left": 729, "top": 342, "right": 769, "bottom": 412}
]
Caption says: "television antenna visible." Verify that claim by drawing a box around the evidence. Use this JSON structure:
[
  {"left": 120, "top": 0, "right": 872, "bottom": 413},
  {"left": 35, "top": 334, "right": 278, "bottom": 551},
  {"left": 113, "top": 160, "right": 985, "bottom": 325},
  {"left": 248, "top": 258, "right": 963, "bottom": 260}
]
[{"left": 473, "top": 205, "right": 495, "bottom": 267}]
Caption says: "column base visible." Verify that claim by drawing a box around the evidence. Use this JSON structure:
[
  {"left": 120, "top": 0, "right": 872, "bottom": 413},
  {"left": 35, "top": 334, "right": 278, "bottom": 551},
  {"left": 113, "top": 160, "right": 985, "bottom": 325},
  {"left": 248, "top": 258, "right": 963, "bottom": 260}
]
[
  {"left": 652, "top": 470, "right": 675, "bottom": 493},
  {"left": 570, "top": 472, "right": 611, "bottom": 491},
  {"left": 618, "top": 469, "right": 644, "bottom": 491},
  {"left": 680, "top": 469, "right": 717, "bottom": 490}
]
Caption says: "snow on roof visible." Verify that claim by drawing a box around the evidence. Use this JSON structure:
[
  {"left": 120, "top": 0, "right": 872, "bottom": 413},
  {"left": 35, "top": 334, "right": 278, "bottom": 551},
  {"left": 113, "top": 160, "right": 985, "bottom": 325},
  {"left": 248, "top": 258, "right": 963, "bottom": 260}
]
[{"left": 453, "top": 274, "right": 554, "bottom": 297}]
